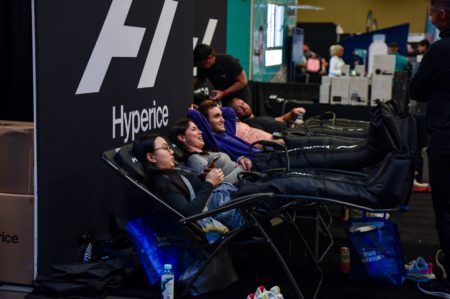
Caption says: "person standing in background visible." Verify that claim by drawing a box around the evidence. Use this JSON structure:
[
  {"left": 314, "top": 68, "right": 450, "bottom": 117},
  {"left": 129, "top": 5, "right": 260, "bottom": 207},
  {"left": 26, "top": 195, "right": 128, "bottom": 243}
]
[
  {"left": 418, "top": 39, "right": 431, "bottom": 54},
  {"left": 328, "top": 45, "right": 345, "bottom": 77},
  {"left": 388, "top": 42, "right": 409, "bottom": 72},
  {"left": 409, "top": 0, "right": 450, "bottom": 296},
  {"left": 193, "top": 44, "right": 250, "bottom": 107}
]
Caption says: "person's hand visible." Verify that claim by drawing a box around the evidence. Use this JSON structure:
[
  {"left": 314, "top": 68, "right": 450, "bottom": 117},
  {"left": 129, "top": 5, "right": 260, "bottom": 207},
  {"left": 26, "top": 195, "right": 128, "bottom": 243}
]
[
  {"left": 291, "top": 107, "right": 306, "bottom": 116},
  {"left": 189, "top": 103, "right": 198, "bottom": 110},
  {"left": 237, "top": 157, "right": 252, "bottom": 171},
  {"left": 211, "top": 90, "right": 224, "bottom": 101},
  {"left": 205, "top": 168, "right": 224, "bottom": 186}
]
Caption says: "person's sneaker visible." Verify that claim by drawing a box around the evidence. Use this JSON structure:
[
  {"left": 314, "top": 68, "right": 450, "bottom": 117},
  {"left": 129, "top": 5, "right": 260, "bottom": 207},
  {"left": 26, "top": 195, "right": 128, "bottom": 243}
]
[
  {"left": 436, "top": 250, "right": 448, "bottom": 280},
  {"left": 418, "top": 279, "right": 450, "bottom": 298},
  {"left": 405, "top": 257, "right": 436, "bottom": 281},
  {"left": 413, "top": 179, "right": 431, "bottom": 192}
]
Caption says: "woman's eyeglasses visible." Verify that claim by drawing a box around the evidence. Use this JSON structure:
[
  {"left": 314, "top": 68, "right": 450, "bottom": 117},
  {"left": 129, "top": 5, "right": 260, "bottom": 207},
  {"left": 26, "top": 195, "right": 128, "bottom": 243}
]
[{"left": 153, "top": 143, "right": 171, "bottom": 152}]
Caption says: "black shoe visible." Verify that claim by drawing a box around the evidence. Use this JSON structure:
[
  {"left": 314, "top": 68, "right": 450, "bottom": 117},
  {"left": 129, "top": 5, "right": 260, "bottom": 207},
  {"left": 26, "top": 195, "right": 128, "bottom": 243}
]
[{"left": 418, "top": 279, "right": 450, "bottom": 298}]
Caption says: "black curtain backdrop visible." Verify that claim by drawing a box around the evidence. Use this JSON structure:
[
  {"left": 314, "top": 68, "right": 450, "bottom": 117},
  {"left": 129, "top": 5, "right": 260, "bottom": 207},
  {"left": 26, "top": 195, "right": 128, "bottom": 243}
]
[
  {"left": 35, "top": 0, "right": 193, "bottom": 275},
  {"left": 298, "top": 22, "right": 337, "bottom": 60},
  {"left": 0, "top": 0, "right": 33, "bottom": 121}
]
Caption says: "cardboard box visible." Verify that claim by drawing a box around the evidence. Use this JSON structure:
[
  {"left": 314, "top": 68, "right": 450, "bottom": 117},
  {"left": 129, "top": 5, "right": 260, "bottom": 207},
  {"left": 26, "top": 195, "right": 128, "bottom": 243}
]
[
  {"left": 319, "top": 83, "right": 330, "bottom": 104},
  {"left": 330, "top": 77, "right": 350, "bottom": 105},
  {"left": 0, "top": 121, "right": 34, "bottom": 194},
  {"left": 349, "top": 77, "right": 369, "bottom": 106},
  {"left": 370, "top": 75, "right": 393, "bottom": 106},
  {"left": 0, "top": 193, "right": 34, "bottom": 285}
]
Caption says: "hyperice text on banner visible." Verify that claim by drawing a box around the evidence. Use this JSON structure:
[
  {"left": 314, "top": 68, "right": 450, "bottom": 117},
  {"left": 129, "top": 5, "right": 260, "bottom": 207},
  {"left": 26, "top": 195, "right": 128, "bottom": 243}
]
[{"left": 112, "top": 101, "right": 169, "bottom": 143}]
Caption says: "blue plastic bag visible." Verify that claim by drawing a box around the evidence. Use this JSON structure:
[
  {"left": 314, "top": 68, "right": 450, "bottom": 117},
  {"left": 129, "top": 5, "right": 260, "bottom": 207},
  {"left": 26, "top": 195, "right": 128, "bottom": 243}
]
[
  {"left": 126, "top": 216, "right": 196, "bottom": 286},
  {"left": 345, "top": 216, "right": 406, "bottom": 285}
]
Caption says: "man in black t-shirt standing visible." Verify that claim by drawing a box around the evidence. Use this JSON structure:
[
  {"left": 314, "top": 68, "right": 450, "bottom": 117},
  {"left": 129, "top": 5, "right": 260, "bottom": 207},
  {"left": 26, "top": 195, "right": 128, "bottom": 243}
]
[{"left": 194, "top": 44, "right": 250, "bottom": 106}]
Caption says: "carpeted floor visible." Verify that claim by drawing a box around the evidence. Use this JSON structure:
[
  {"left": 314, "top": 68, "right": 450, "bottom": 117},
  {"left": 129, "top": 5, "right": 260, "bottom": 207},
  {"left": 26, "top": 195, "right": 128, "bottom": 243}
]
[
  {"left": 106, "top": 192, "right": 440, "bottom": 299},
  {"left": 6, "top": 192, "right": 439, "bottom": 299}
]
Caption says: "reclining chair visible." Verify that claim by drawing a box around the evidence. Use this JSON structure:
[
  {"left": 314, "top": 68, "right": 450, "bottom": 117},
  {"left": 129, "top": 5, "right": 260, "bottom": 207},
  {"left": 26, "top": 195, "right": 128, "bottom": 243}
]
[
  {"left": 102, "top": 133, "right": 415, "bottom": 298},
  {"left": 286, "top": 111, "right": 371, "bottom": 139},
  {"left": 254, "top": 100, "right": 417, "bottom": 171},
  {"left": 102, "top": 144, "right": 326, "bottom": 299}
]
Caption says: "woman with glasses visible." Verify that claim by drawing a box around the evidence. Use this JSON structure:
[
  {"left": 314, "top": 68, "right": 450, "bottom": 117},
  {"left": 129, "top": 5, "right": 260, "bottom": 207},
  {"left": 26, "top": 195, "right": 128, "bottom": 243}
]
[{"left": 132, "top": 132, "right": 244, "bottom": 229}]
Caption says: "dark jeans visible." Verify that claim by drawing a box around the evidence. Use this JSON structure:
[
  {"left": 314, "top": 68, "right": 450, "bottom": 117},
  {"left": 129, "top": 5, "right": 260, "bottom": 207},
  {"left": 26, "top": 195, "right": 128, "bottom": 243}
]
[{"left": 428, "top": 148, "right": 450, "bottom": 274}]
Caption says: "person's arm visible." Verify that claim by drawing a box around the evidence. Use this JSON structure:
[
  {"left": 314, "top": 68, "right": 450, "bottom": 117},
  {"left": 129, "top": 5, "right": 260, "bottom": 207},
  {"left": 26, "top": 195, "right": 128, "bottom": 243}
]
[
  {"left": 212, "top": 70, "right": 248, "bottom": 101},
  {"left": 221, "top": 107, "right": 237, "bottom": 136},
  {"left": 410, "top": 45, "right": 442, "bottom": 102},
  {"left": 186, "top": 154, "right": 209, "bottom": 175},
  {"left": 236, "top": 156, "right": 252, "bottom": 171},
  {"left": 150, "top": 175, "right": 214, "bottom": 217},
  {"left": 275, "top": 107, "right": 306, "bottom": 122},
  {"left": 235, "top": 122, "right": 274, "bottom": 144}
]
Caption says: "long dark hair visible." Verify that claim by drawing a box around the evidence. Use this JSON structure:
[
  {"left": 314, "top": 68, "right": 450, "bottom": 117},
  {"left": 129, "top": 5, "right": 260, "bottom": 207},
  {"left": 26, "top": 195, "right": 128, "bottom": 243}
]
[
  {"left": 132, "top": 133, "right": 190, "bottom": 199},
  {"left": 168, "top": 118, "right": 192, "bottom": 151},
  {"left": 169, "top": 118, "right": 213, "bottom": 158}
]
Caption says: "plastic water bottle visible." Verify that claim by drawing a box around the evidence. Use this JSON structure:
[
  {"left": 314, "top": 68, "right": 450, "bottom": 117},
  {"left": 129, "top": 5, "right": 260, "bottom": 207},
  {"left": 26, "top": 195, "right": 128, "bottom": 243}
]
[
  {"left": 161, "top": 264, "right": 174, "bottom": 299},
  {"left": 368, "top": 34, "right": 388, "bottom": 76},
  {"left": 294, "top": 112, "right": 304, "bottom": 127}
]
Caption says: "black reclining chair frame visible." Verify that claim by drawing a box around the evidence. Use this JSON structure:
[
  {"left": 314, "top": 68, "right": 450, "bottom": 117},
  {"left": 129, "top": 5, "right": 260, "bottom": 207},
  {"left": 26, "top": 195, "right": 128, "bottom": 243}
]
[{"left": 102, "top": 145, "right": 325, "bottom": 299}]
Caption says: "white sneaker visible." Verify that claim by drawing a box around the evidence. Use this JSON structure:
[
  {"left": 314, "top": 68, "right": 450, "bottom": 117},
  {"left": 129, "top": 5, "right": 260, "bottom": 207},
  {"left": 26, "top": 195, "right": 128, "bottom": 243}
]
[{"left": 436, "top": 250, "right": 448, "bottom": 280}]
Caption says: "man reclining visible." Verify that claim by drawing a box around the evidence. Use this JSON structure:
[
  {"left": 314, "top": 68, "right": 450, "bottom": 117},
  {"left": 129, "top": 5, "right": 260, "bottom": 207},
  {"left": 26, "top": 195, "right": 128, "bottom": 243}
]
[{"left": 228, "top": 97, "right": 306, "bottom": 134}]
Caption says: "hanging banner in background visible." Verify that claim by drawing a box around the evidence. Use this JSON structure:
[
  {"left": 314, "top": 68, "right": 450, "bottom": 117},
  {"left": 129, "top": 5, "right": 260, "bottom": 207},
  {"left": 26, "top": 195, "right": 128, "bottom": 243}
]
[
  {"left": 192, "top": 0, "right": 227, "bottom": 93},
  {"left": 34, "top": 0, "right": 193, "bottom": 274}
]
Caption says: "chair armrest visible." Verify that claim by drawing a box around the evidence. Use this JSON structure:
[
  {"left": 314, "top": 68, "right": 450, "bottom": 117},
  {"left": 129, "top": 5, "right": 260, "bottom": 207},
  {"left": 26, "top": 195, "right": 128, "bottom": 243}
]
[{"left": 179, "top": 192, "right": 274, "bottom": 224}]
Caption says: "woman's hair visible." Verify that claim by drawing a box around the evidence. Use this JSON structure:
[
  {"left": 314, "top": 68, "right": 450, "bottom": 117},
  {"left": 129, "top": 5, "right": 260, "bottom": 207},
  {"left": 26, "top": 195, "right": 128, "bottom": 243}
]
[
  {"left": 329, "top": 44, "right": 344, "bottom": 56},
  {"left": 132, "top": 132, "right": 160, "bottom": 166},
  {"left": 132, "top": 132, "right": 189, "bottom": 198},
  {"left": 168, "top": 118, "right": 192, "bottom": 150}
]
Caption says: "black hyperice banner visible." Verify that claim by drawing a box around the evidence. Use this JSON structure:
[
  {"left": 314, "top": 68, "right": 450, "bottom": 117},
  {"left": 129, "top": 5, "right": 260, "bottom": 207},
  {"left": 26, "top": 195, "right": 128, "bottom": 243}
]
[
  {"left": 34, "top": 0, "right": 193, "bottom": 274},
  {"left": 193, "top": 0, "right": 227, "bottom": 53}
]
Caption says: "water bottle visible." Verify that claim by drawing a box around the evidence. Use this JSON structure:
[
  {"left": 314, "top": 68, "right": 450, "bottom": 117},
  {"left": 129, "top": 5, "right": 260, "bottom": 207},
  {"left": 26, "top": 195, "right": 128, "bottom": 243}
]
[
  {"left": 161, "top": 264, "right": 174, "bottom": 299},
  {"left": 78, "top": 231, "right": 94, "bottom": 263},
  {"left": 368, "top": 34, "right": 388, "bottom": 76},
  {"left": 294, "top": 112, "right": 304, "bottom": 128}
]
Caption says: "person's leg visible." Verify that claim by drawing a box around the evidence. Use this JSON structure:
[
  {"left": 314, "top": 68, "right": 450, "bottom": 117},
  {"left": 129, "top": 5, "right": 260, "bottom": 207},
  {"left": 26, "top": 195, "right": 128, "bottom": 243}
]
[
  {"left": 418, "top": 148, "right": 450, "bottom": 297},
  {"left": 429, "top": 149, "right": 450, "bottom": 276}
]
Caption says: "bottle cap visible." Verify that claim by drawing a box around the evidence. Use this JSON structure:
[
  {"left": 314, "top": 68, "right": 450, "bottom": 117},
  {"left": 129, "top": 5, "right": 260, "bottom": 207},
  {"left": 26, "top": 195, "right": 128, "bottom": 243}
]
[
  {"left": 164, "top": 264, "right": 172, "bottom": 270},
  {"left": 372, "top": 34, "right": 385, "bottom": 42}
]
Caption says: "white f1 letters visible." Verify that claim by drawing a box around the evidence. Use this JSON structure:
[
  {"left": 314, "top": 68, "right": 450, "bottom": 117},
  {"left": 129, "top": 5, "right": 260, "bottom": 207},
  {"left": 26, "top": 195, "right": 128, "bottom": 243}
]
[
  {"left": 76, "top": 0, "right": 178, "bottom": 95},
  {"left": 138, "top": 0, "right": 178, "bottom": 88}
]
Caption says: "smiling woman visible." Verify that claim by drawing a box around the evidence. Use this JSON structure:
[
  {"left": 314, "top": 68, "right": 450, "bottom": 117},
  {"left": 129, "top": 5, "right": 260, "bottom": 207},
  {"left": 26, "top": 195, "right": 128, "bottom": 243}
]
[{"left": 169, "top": 119, "right": 251, "bottom": 184}]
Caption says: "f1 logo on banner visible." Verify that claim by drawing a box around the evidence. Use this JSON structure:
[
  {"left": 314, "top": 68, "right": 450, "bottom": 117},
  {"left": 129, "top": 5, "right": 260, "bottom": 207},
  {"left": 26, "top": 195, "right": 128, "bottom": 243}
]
[{"left": 76, "top": 0, "right": 178, "bottom": 95}]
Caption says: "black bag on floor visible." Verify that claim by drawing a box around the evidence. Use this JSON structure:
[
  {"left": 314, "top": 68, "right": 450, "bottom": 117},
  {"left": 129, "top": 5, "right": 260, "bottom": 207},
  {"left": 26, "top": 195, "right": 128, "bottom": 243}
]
[{"left": 28, "top": 220, "right": 141, "bottom": 299}]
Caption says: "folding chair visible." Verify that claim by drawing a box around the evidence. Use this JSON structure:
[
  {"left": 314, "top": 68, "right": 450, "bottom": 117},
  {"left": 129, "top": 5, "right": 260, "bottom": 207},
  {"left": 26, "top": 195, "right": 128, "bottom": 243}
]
[{"left": 102, "top": 144, "right": 325, "bottom": 299}]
